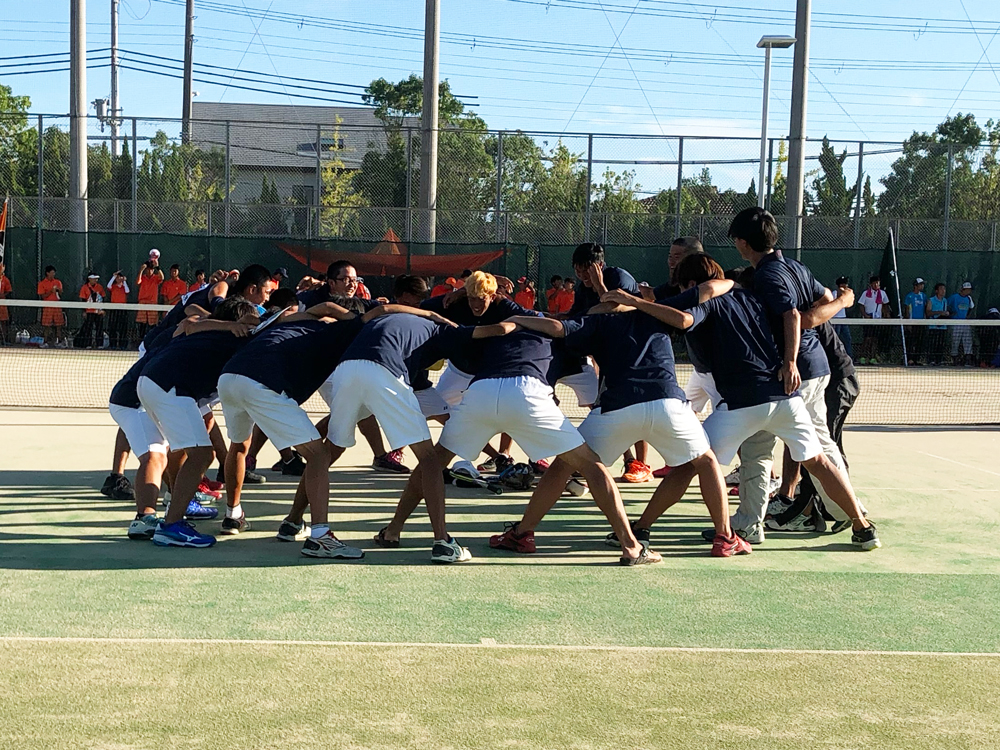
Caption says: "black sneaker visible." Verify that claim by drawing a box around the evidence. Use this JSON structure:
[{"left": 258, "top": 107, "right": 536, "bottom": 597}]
[
  {"left": 280, "top": 454, "right": 306, "bottom": 476},
  {"left": 242, "top": 469, "right": 266, "bottom": 484},
  {"left": 604, "top": 521, "right": 650, "bottom": 548},
  {"left": 851, "top": 522, "right": 881, "bottom": 551},
  {"left": 276, "top": 520, "right": 310, "bottom": 542},
  {"left": 100, "top": 473, "right": 117, "bottom": 497},
  {"left": 103, "top": 473, "right": 135, "bottom": 501},
  {"left": 220, "top": 516, "right": 251, "bottom": 536}
]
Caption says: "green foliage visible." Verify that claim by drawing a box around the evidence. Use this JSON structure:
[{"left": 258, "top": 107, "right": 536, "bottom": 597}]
[{"left": 808, "top": 137, "right": 856, "bottom": 216}]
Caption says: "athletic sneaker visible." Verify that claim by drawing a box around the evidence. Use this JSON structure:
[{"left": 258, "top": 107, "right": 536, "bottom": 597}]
[
  {"left": 220, "top": 516, "right": 251, "bottom": 535},
  {"left": 766, "top": 493, "right": 793, "bottom": 519},
  {"left": 243, "top": 468, "right": 266, "bottom": 484},
  {"left": 712, "top": 533, "right": 753, "bottom": 557},
  {"left": 622, "top": 460, "right": 653, "bottom": 483},
  {"left": 528, "top": 459, "right": 550, "bottom": 475},
  {"left": 276, "top": 520, "right": 311, "bottom": 542},
  {"left": 372, "top": 451, "right": 409, "bottom": 474},
  {"left": 196, "top": 480, "right": 222, "bottom": 501},
  {"left": 765, "top": 512, "right": 819, "bottom": 532},
  {"left": 476, "top": 457, "right": 498, "bottom": 473},
  {"left": 127, "top": 513, "right": 159, "bottom": 541},
  {"left": 768, "top": 476, "right": 782, "bottom": 496},
  {"left": 724, "top": 466, "right": 741, "bottom": 486},
  {"left": 604, "top": 521, "right": 650, "bottom": 548},
  {"left": 652, "top": 465, "right": 673, "bottom": 479},
  {"left": 200, "top": 476, "right": 224, "bottom": 492},
  {"left": 152, "top": 520, "right": 216, "bottom": 548},
  {"left": 851, "top": 522, "right": 881, "bottom": 551},
  {"left": 184, "top": 500, "right": 218, "bottom": 520},
  {"left": 301, "top": 531, "right": 365, "bottom": 559},
  {"left": 830, "top": 518, "right": 852, "bottom": 534},
  {"left": 619, "top": 546, "right": 663, "bottom": 566},
  {"left": 489, "top": 522, "right": 536, "bottom": 554},
  {"left": 101, "top": 472, "right": 135, "bottom": 501},
  {"left": 270, "top": 452, "right": 302, "bottom": 472},
  {"left": 703, "top": 523, "right": 764, "bottom": 545},
  {"left": 279, "top": 454, "right": 306, "bottom": 476},
  {"left": 431, "top": 536, "right": 473, "bottom": 563}
]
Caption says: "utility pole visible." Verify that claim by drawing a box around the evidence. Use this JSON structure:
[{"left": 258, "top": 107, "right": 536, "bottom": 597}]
[
  {"left": 70, "top": 0, "right": 89, "bottom": 241},
  {"left": 182, "top": 0, "right": 195, "bottom": 143},
  {"left": 785, "top": 0, "right": 810, "bottom": 258},
  {"left": 110, "top": 0, "right": 120, "bottom": 155},
  {"left": 419, "top": 0, "right": 440, "bottom": 250}
]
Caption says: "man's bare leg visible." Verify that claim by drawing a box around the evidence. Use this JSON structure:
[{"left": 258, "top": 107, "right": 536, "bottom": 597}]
[
  {"left": 163, "top": 447, "right": 213, "bottom": 524},
  {"left": 636, "top": 464, "right": 697, "bottom": 529},
  {"left": 410, "top": 439, "right": 449, "bottom": 540},
  {"left": 689, "top": 451, "right": 731, "bottom": 536},
  {"left": 382, "top": 444, "right": 456, "bottom": 543},
  {"left": 498, "top": 433, "right": 513, "bottom": 457},
  {"left": 111, "top": 428, "right": 130, "bottom": 475},
  {"left": 134, "top": 451, "right": 167, "bottom": 517},
  {"left": 204, "top": 414, "right": 228, "bottom": 469},
  {"left": 515, "top": 458, "right": 575, "bottom": 532},
  {"left": 779, "top": 446, "right": 802, "bottom": 498},
  {"left": 358, "top": 415, "right": 388, "bottom": 459},
  {"left": 800, "top": 454, "right": 871, "bottom": 531},
  {"left": 224, "top": 438, "right": 250, "bottom": 513}
]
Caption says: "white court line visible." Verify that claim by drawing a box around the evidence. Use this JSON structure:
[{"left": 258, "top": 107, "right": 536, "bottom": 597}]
[
  {"left": 916, "top": 451, "right": 1000, "bottom": 478},
  {"left": 0, "top": 635, "right": 997, "bottom": 658}
]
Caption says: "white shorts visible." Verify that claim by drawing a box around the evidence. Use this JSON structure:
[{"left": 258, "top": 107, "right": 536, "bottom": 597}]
[
  {"left": 108, "top": 403, "right": 168, "bottom": 457},
  {"left": 702, "top": 397, "right": 822, "bottom": 467},
  {"left": 440, "top": 376, "right": 584, "bottom": 462},
  {"left": 197, "top": 396, "right": 220, "bottom": 417},
  {"left": 136, "top": 376, "right": 213, "bottom": 450},
  {"left": 557, "top": 361, "right": 599, "bottom": 407},
  {"left": 326, "top": 360, "right": 430, "bottom": 450},
  {"left": 435, "top": 363, "right": 474, "bottom": 407},
  {"left": 317, "top": 374, "right": 336, "bottom": 408},
  {"left": 217, "top": 373, "right": 320, "bottom": 451},
  {"left": 684, "top": 369, "right": 720, "bottom": 415},
  {"left": 414, "top": 386, "right": 450, "bottom": 418},
  {"left": 579, "top": 397, "right": 710, "bottom": 467}
]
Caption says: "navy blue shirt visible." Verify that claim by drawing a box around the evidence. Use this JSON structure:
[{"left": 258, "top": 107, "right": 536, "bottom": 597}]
[
  {"left": 141, "top": 285, "right": 223, "bottom": 352},
  {"left": 657, "top": 286, "right": 708, "bottom": 373},
  {"left": 110, "top": 357, "right": 146, "bottom": 409},
  {"left": 752, "top": 252, "right": 830, "bottom": 382},
  {"left": 340, "top": 314, "right": 474, "bottom": 386},
  {"left": 222, "top": 317, "right": 365, "bottom": 404},
  {"left": 140, "top": 330, "right": 247, "bottom": 400},
  {"left": 419, "top": 295, "right": 539, "bottom": 374},
  {"left": 685, "top": 290, "right": 792, "bottom": 410},
  {"left": 569, "top": 266, "right": 640, "bottom": 315},
  {"left": 562, "top": 312, "right": 686, "bottom": 413},
  {"left": 297, "top": 286, "right": 380, "bottom": 312},
  {"left": 470, "top": 330, "right": 557, "bottom": 386}
]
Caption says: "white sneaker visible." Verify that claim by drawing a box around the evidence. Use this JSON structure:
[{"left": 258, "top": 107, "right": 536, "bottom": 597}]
[
  {"left": 161, "top": 490, "right": 171, "bottom": 508},
  {"left": 431, "top": 536, "right": 473, "bottom": 564},
  {"left": 724, "top": 466, "right": 740, "bottom": 486},
  {"left": 301, "top": 531, "right": 364, "bottom": 559},
  {"left": 127, "top": 513, "right": 159, "bottom": 540},
  {"left": 735, "top": 523, "right": 765, "bottom": 545},
  {"left": 767, "top": 476, "right": 782, "bottom": 496}
]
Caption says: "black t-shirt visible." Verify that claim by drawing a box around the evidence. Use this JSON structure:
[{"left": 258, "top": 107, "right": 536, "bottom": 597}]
[
  {"left": 340, "top": 314, "right": 474, "bottom": 386},
  {"left": 815, "top": 321, "right": 855, "bottom": 380},
  {"left": 685, "top": 290, "right": 791, "bottom": 410},
  {"left": 752, "top": 252, "right": 830, "bottom": 382},
  {"left": 141, "top": 286, "right": 223, "bottom": 352},
  {"left": 140, "top": 330, "right": 247, "bottom": 400},
  {"left": 470, "top": 330, "right": 557, "bottom": 386},
  {"left": 569, "top": 266, "right": 640, "bottom": 315},
  {"left": 222, "top": 317, "right": 365, "bottom": 404},
  {"left": 562, "top": 311, "right": 686, "bottom": 413}
]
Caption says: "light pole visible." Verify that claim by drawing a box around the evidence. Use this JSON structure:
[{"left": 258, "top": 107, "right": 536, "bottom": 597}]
[{"left": 756, "top": 35, "right": 795, "bottom": 209}]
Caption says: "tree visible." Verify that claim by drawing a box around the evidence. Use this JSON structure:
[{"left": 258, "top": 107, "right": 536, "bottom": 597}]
[
  {"left": 320, "top": 119, "right": 369, "bottom": 236},
  {"left": 0, "top": 83, "right": 32, "bottom": 196},
  {"left": 809, "top": 137, "right": 855, "bottom": 216}
]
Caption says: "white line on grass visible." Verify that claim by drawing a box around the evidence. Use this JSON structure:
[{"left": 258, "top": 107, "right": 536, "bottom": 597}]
[
  {"left": 0, "top": 636, "right": 997, "bottom": 658},
  {"left": 916, "top": 451, "right": 1000, "bottom": 478}
]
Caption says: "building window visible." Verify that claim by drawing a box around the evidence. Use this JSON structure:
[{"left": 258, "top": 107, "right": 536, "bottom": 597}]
[{"left": 292, "top": 185, "right": 315, "bottom": 205}]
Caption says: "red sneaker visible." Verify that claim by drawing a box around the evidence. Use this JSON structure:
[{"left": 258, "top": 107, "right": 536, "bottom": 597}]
[
  {"left": 489, "top": 522, "right": 536, "bottom": 553},
  {"left": 728, "top": 486, "right": 740, "bottom": 496},
  {"left": 712, "top": 533, "right": 752, "bottom": 558},
  {"left": 201, "top": 476, "right": 224, "bottom": 493},
  {"left": 652, "top": 465, "right": 672, "bottom": 479},
  {"left": 197, "top": 480, "right": 223, "bottom": 500},
  {"left": 622, "top": 460, "right": 653, "bottom": 483}
]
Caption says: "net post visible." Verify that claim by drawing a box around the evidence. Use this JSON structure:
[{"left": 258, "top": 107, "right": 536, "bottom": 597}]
[
  {"left": 585, "top": 134, "right": 593, "bottom": 242},
  {"left": 888, "top": 226, "right": 909, "bottom": 367},
  {"left": 495, "top": 131, "right": 504, "bottom": 244},
  {"left": 36, "top": 114, "right": 44, "bottom": 280},
  {"left": 943, "top": 143, "right": 953, "bottom": 250},
  {"left": 853, "top": 141, "right": 864, "bottom": 249},
  {"left": 675, "top": 136, "right": 684, "bottom": 238}
]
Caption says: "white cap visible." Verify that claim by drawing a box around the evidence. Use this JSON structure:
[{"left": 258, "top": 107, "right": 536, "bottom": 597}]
[
  {"left": 914, "top": 277, "right": 925, "bottom": 285},
  {"left": 989, "top": 307, "right": 999, "bottom": 315},
  {"left": 148, "top": 248, "right": 160, "bottom": 259},
  {"left": 962, "top": 281, "right": 973, "bottom": 289},
  {"left": 87, "top": 273, "right": 99, "bottom": 279}
]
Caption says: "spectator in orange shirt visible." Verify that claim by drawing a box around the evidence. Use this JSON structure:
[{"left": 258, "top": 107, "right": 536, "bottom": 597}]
[
  {"left": 78, "top": 272, "right": 106, "bottom": 349},
  {"left": 513, "top": 277, "right": 536, "bottom": 310},
  {"left": 431, "top": 276, "right": 459, "bottom": 297},
  {"left": 356, "top": 276, "right": 372, "bottom": 300},
  {"left": 547, "top": 276, "right": 575, "bottom": 314},
  {"left": 560, "top": 277, "right": 576, "bottom": 311},
  {"left": 106, "top": 270, "right": 130, "bottom": 349},
  {"left": 161, "top": 264, "right": 187, "bottom": 306},
  {"left": 189, "top": 269, "right": 207, "bottom": 293},
  {"left": 37, "top": 265, "right": 65, "bottom": 347},
  {"left": 545, "top": 275, "right": 563, "bottom": 313},
  {"left": 271, "top": 267, "right": 289, "bottom": 288},
  {"left": 135, "top": 249, "right": 164, "bottom": 340},
  {"left": 0, "top": 260, "right": 12, "bottom": 345}
]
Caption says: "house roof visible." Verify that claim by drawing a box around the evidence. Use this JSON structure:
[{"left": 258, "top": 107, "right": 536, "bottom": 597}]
[{"left": 190, "top": 102, "right": 417, "bottom": 170}]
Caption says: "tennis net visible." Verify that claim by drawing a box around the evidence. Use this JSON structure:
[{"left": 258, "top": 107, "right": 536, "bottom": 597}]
[{"left": 1, "top": 300, "right": 998, "bottom": 425}]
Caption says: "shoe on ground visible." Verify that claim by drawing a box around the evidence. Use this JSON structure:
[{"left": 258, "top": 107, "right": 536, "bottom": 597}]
[
  {"left": 161, "top": 490, "right": 171, "bottom": 508},
  {"left": 194, "top": 491, "right": 218, "bottom": 506},
  {"left": 183, "top": 500, "right": 218, "bottom": 521},
  {"left": 528, "top": 459, "right": 550, "bottom": 475},
  {"left": 767, "top": 476, "right": 782, "bottom": 496},
  {"left": 605, "top": 521, "right": 650, "bottom": 548},
  {"left": 619, "top": 546, "right": 663, "bottom": 566},
  {"left": 200, "top": 475, "right": 224, "bottom": 493},
  {"left": 765, "top": 511, "right": 819, "bottom": 532},
  {"left": 270, "top": 452, "right": 300, "bottom": 472},
  {"left": 127, "top": 513, "right": 159, "bottom": 541},
  {"left": 242, "top": 468, "right": 266, "bottom": 484},
  {"left": 652, "top": 465, "right": 673, "bottom": 479},
  {"left": 702, "top": 523, "right": 764, "bottom": 545},
  {"left": 830, "top": 518, "right": 852, "bottom": 534},
  {"left": 728, "top": 486, "right": 740, "bottom": 497},
  {"left": 280, "top": 454, "right": 307, "bottom": 476},
  {"left": 431, "top": 536, "right": 473, "bottom": 563},
  {"left": 766, "top": 493, "right": 793, "bottom": 519},
  {"left": 851, "top": 522, "right": 881, "bottom": 551},
  {"left": 102, "top": 472, "right": 135, "bottom": 501},
  {"left": 301, "top": 531, "right": 365, "bottom": 559},
  {"left": 372, "top": 450, "right": 410, "bottom": 474},
  {"left": 494, "top": 455, "right": 515, "bottom": 474},
  {"left": 220, "top": 515, "right": 251, "bottom": 536},
  {"left": 476, "top": 457, "right": 497, "bottom": 473},
  {"left": 712, "top": 533, "right": 753, "bottom": 557},
  {"left": 621, "top": 459, "right": 653, "bottom": 483},
  {"left": 196, "top": 481, "right": 222, "bottom": 501},
  {"left": 724, "top": 466, "right": 740, "bottom": 486},
  {"left": 489, "top": 522, "right": 536, "bottom": 553},
  {"left": 276, "top": 520, "right": 310, "bottom": 542},
  {"left": 152, "top": 520, "right": 216, "bottom": 548}
]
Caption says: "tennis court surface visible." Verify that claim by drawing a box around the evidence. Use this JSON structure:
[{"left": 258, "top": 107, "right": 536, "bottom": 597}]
[{"left": 2, "top": 408, "right": 1000, "bottom": 749}]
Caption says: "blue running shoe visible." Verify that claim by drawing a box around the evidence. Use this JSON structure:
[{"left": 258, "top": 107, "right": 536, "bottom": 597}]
[
  {"left": 184, "top": 500, "right": 218, "bottom": 521},
  {"left": 152, "top": 520, "right": 216, "bottom": 548}
]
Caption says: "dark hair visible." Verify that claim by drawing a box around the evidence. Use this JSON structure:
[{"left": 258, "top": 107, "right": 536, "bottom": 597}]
[
  {"left": 231, "top": 264, "right": 273, "bottom": 296},
  {"left": 869, "top": 275, "right": 880, "bottom": 284},
  {"left": 724, "top": 266, "right": 746, "bottom": 282},
  {"left": 935, "top": 282, "right": 946, "bottom": 291},
  {"left": 460, "top": 269, "right": 472, "bottom": 278},
  {"left": 836, "top": 276, "right": 849, "bottom": 286},
  {"left": 44, "top": 265, "right": 56, "bottom": 274},
  {"left": 170, "top": 263, "right": 180, "bottom": 271},
  {"left": 393, "top": 274, "right": 429, "bottom": 300},
  {"left": 572, "top": 242, "right": 605, "bottom": 267},
  {"left": 735, "top": 266, "right": 756, "bottom": 291},
  {"left": 676, "top": 253, "right": 726, "bottom": 287},
  {"left": 671, "top": 236, "right": 704, "bottom": 254},
  {"left": 727, "top": 207, "right": 778, "bottom": 253},
  {"left": 266, "top": 287, "right": 299, "bottom": 310},
  {"left": 329, "top": 294, "right": 367, "bottom": 315},
  {"left": 564, "top": 277, "right": 576, "bottom": 286},
  {"left": 210, "top": 295, "right": 255, "bottom": 322},
  {"left": 316, "top": 273, "right": 327, "bottom": 282},
  {"left": 549, "top": 275, "right": 563, "bottom": 285},
  {"left": 326, "top": 260, "right": 354, "bottom": 279},
  {"left": 195, "top": 269, "right": 205, "bottom": 278}
]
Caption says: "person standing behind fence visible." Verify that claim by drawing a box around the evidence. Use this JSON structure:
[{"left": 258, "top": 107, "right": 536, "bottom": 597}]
[
  {"left": 189, "top": 269, "right": 207, "bottom": 293},
  {"left": 546, "top": 276, "right": 563, "bottom": 312},
  {"left": 857, "top": 275, "right": 889, "bottom": 365},
  {"left": 514, "top": 277, "right": 536, "bottom": 309},
  {"left": 926, "top": 283, "right": 949, "bottom": 365},
  {"left": 903, "top": 277, "right": 928, "bottom": 366},
  {"left": 0, "top": 261, "right": 12, "bottom": 345},
  {"left": 948, "top": 282, "right": 976, "bottom": 367},
  {"left": 37, "top": 265, "right": 66, "bottom": 348},
  {"left": 831, "top": 276, "right": 852, "bottom": 360},
  {"left": 77, "top": 273, "right": 106, "bottom": 349},
  {"left": 161, "top": 264, "right": 187, "bottom": 307},
  {"left": 135, "top": 250, "right": 164, "bottom": 343},
  {"left": 106, "top": 270, "right": 130, "bottom": 350}
]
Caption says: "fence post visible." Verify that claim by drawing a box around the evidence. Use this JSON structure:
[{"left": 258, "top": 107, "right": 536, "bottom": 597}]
[
  {"left": 315, "top": 124, "right": 322, "bottom": 238},
  {"left": 853, "top": 141, "right": 864, "bottom": 249},
  {"left": 495, "top": 131, "right": 504, "bottom": 243},
  {"left": 674, "top": 136, "right": 684, "bottom": 238},
  {"left": 405, "top": 129, "right": 413, "bottom": 243},
  {"left": 224, "top": 121, "right": 231, "bottom": 236},
  {"left": 36, "top": 114, "right": 44, "bottom": 276},
  {"left": 130, "top": 117, "right": 138, "bottom": 232},
  {"left": 943, "top": 143, "right": 953, "bottom": 250},
  {"left": 765, "top": 138, "right": 774, "bottom": 212},
  {"left": 585, "top": 134, "right": 593, "bottom": 242}
]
